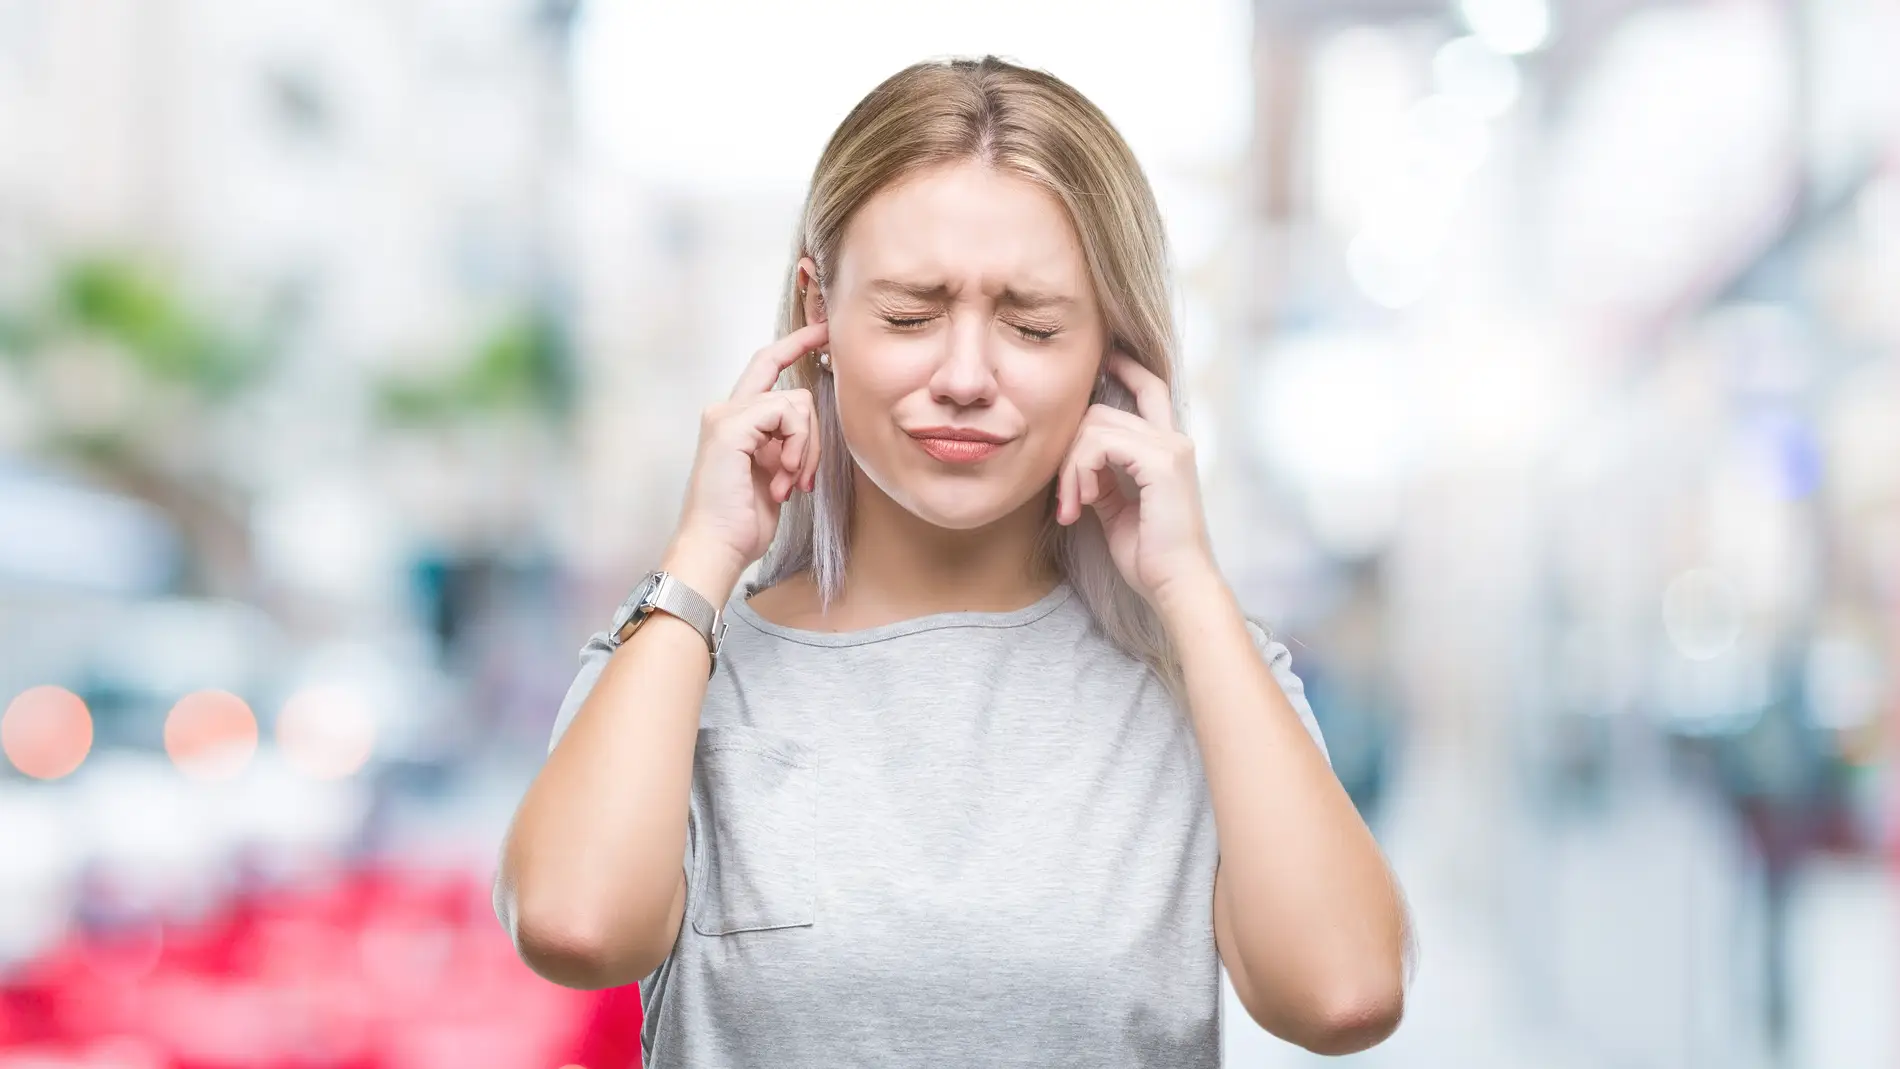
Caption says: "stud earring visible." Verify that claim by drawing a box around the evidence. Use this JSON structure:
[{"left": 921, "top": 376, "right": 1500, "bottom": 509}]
[{"left": 817, "top": 350, "right": 831, "bottom": 370}]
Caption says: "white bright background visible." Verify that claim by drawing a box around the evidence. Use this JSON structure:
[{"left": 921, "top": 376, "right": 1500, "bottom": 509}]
[{"left": 572, "top": 0, "right": 1254, "bottom": 196}]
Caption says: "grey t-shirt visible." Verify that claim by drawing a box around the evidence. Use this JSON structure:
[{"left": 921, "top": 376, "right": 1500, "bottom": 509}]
[{"left": 546, "top": 580, "right": 1328, "bottom": 1068}]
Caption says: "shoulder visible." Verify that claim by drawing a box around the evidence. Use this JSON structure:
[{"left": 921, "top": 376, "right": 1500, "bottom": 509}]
[{"left": 1243, "top": 616, "right": 1293, "bottom": 668}]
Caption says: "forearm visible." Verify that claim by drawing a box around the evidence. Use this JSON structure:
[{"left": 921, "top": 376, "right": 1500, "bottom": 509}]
[
  {"left": 496, "top": 546, "right": 740, "bottom": 987},
  {"left": 1157, "top": 573, "right": 1407, "bottom": 1035}
]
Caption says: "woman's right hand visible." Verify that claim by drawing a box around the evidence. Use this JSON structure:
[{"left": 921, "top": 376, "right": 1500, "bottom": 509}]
[{"left": 665, "top": 320, "right": 830, "bottom": 592}]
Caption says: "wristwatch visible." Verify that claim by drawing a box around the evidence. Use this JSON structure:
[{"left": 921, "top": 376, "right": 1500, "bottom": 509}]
[{"left": 606, "top": 569, "right": 728, "bottom": 678}]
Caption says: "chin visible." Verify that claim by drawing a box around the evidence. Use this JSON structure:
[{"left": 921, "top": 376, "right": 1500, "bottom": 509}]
[
  {"left": 901, "top": 493, "right": 1018, "bottom": 531},
  {"left": 859, "top": 458, "right": 1038, "bottom": 532}
]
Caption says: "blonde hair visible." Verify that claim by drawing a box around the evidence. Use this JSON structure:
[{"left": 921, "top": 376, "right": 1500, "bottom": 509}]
[{"left": 756, "top": 55, "right": 1192, "bottom": 696}]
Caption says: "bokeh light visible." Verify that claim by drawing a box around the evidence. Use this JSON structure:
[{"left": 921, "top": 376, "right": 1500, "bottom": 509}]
[
  {"left": 1459, "top": 0, "right": 1553, "bottom": 55},
  {"left": 1347, "top": 233, "right": 1435, "bottom": 309},
  {"left": 1433, "top": 35, "right": 1522, "bottom": 119},
  {"left": 2, "top": 684, "right": 94, "bottom": 780},
  {"left": 164, "top": 690, "right": 258, "bottom": 780},
  {"left": 1663, "top": 568, "right": 1745, "bottom": 661},
  {"left": 277, "top": 684, "right": 378, "bottom": 780}
]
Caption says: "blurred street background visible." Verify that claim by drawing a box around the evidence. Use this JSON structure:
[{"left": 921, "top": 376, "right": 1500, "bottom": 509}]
[{"left": 2, "top": 1, "right": 1896, "bottom": 1066}]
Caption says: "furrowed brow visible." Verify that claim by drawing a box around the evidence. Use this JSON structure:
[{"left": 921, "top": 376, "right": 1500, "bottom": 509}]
[
  {"left": 999, "top": 288, "right": 1073, "bottom": 311},
  {"left": 865, "top": 279, "right": 1074, "bottom": 310},
  {"left": 866, "top": 278, "right": 953, "bottom": 302}
]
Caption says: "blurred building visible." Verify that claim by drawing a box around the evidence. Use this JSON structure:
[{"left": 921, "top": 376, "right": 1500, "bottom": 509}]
[
  {"left": 0, "top": 0, "right": 583, "bottom": 613},
  {"left": 1224, "top": 1, "right": 1900, "bottom": 1066}
]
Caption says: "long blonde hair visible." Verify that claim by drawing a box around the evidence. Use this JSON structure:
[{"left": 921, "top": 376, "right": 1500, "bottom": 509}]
[{"left": 756, "top": 55, "right": 1191, "bottom": 696}]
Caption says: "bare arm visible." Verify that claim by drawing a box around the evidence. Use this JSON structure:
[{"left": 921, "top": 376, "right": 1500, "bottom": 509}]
[
  {"left": 1054, "top": 351, "right": 1407, "bottom": 1052},
  {"left": 1163, "top": 573, "right": 1410, "bottom": 1054},
  {"left": 492, "top": 317, "right": 828, "bottom": 990},
  {"left": 494, "top": 550, "right": 743, "bottom": 990}
]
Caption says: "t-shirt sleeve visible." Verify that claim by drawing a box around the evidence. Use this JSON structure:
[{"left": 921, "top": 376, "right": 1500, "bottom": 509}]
[
  {"left": 1244, "top": 619, "right": 1330, "bottom": 766},
  {"left": 548, "top": 629, "right": 616, "bottom": 755},
  {"left": 546, "top": 631, "right": 699, "bottom": 881}
]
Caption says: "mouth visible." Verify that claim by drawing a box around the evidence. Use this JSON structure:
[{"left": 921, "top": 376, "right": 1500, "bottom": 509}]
[{"left": 906, "top": 426, "right": 1014, "bottom": 465}]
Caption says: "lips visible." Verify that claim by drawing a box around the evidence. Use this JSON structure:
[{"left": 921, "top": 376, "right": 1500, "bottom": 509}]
[
  {"left": 915, "top": 437, "right": 1003, "bottom": 464},
  {"left": 906, "top": 426, "right": 1014, "bottom": 465}
]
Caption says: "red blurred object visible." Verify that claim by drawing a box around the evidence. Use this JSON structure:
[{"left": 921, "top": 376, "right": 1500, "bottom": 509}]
[
  {"left": 571, "top": 983, "right": 645, "bottom": 1069},
  {"left": 0, "top": 863, "right": 640, "bottom": 1069}
]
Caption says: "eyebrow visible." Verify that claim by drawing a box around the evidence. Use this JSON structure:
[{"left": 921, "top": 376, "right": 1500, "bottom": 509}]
[{"left": 865, "top": 278, "right": 1074, "bottom": 311}]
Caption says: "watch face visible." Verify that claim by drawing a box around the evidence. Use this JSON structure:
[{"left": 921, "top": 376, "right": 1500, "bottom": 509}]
[
  {"left": 611, "top": 574, "right": 661, "bottom": 642},
  {"left": 633, "top": 572, "right": 661, "bottom": 607}
]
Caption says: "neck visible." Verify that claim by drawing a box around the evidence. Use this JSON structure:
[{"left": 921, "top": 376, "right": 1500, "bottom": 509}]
[{"left": 837, "top": 468, "right": 1061, "bottom": 619}]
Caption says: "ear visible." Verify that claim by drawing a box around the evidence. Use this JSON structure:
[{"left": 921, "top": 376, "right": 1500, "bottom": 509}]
[
  {"left": 1092, "top": 343, "right": 1138, "bottom": 414},
  {"left": 796, "top": 255, "right": 827, "bottom": 324}
]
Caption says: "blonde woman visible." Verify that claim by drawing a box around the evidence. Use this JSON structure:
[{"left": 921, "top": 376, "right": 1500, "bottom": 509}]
[{"left": 496, "top": 55, "right": 1410, "bottom": 1066}]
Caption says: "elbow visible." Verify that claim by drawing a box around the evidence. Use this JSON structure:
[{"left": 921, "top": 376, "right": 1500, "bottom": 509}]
[
  {"left": 494, "top": 877, "right": 660, "bottom": 990},
  {"left": 511, "top": 917, "right": 626, "bottom": 991},
  {"left": 1289, "top": 976, "right": 1405, "bottom": 1056}
]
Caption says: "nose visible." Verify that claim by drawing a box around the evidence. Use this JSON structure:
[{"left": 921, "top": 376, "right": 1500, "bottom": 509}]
[{"left": 927, "top": 312, "right": 998, "bottom": 408}]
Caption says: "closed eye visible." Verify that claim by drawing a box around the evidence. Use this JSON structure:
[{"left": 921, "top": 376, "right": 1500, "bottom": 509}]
[{"left": 881, "top": 315, "right": 1061, "bottom": 343}]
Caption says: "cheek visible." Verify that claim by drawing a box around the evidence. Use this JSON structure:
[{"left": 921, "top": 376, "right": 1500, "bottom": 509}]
[
  {"left": 1003, "top": 365, "right": 1096, "bottom": 467},
  {"left": 836, "top": 334, "right": 936, "bottom": 403},
  {"left": 831, "top": 346, "right": 914, "bottom": 445},
  {"left": 1002, "top": 360, "right": 1096, "bottom": 424}
]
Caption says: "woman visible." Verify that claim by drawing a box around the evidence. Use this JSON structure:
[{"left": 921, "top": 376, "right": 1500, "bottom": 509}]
[{"left": 496, "top": 55, "right": 1411, "bottom": 1066}]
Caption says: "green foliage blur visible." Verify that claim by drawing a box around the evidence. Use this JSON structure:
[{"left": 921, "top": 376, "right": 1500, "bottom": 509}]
[
  {"left": 375, "top": 307, "right": 572, "bottom": 426},
  {"left": 0, "top": 252, "right": 571, "bottom": 434},
  {"left": 52, "top": 257, "right": 270, "bottom": 400}
]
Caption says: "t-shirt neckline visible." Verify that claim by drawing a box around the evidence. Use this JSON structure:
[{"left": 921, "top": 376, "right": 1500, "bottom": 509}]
[{"left": 727, "top": 580, "right": 1075, "bottom": 648}]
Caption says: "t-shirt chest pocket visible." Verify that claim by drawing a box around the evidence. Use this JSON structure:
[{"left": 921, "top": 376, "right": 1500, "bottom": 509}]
[{"left": 689, "top": 725, "right": 819, "bottom": 936}]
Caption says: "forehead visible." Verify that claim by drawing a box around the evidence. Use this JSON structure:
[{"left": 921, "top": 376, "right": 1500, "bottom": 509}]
[{"left": 834, "top": 162, "right": 1091, "bottom": 299}]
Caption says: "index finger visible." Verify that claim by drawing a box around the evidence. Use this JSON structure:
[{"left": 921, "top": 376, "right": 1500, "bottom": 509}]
[
  {"left": 730, "top": 320, "right": 830, "bottom": 399},
  {"left": 1106, "top": 349, "right": 1175, "bottom": 432}
]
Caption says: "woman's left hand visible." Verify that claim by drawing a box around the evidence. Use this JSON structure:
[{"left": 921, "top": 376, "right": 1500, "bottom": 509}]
[{"left": 1055, "top": 350, "right": 1219, "bottom": 608}]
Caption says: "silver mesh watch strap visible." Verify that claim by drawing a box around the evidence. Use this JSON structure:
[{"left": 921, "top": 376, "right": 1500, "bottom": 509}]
[
  {"left": 611, "top": 570, "right": 727, "bottom": 676},
  {"left": 647, "top": 572, "right": 721, "bottom": 646}
]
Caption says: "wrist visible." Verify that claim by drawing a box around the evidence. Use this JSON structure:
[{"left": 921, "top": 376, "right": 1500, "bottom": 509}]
[
  {"left": 658, "top": 542, "right": 745, "bottom": 607},
  {"left": 1150, "top": 564, "right": 1235, "bottom": 629}
]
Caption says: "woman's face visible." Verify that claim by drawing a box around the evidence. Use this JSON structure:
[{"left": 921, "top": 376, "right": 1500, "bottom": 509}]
[{"left": 800, "top": 161, "right": 1106, "bottom": 531}]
